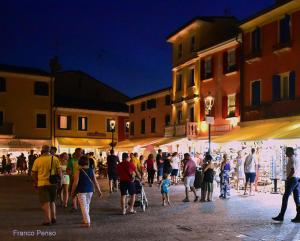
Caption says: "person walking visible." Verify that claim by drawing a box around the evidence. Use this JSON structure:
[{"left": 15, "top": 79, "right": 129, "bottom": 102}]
[
  {"left": 6, "top": 154, "right": 12, "bottom": 175},
  {"left": 272, "top": 147, "right": 300, "bottom": 222},
  {"left": 107, "top": 149, "right": 120, "bottom": 193},
  {"left": 32, "top": 145, "right": 62, "bottom": 226},
  {"left": 156, "top": 149, "right": 164, "bottom": 183},
  {"left": 59, "top": 152, "right": 70, "bottom": 208},
  {"left": 71, "top": 155, "right": 102, "bottom": 228},
  {"left": 244, "top": 148, "right": 257, "bottom": 196},
  {"left": 235, "top": 151, "right": 244, "bottom": 193},
  {"left": 160, "top": 173, "right": 171, "bottom": 206},
  {"left": 117, "top": 153, "right": 139, "bottom": 215},
  {"left": 182, "top": 153, "right": 199, "bottom": 202},
  {"left": 1, "top": 155, "right": 6, "bottom": 174},
  {"left": 170, "top": 152, "right": 180, "bottom": 185},
  {"left": 220, "top": 154, "right": 231, "bottom": 199},
  {"left": 67, "top": 148, "right": 83, "bottom": 211},
  {"left": 201, "top": 154, "right": 214, "bottom": 202},
  {"left": 144, "top": 154, "right": 156, "bottom": 187},
  {"left": 28, "top": 150, "right": 36, "bottom": 176}
]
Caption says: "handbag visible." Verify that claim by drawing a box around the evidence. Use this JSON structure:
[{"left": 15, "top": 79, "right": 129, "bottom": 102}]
[
  {"left": 49, "top": 156, "right": 61, "bottom": 184},
  {"left": 81, "top": 168, "right": 95, "bottom": 193}
]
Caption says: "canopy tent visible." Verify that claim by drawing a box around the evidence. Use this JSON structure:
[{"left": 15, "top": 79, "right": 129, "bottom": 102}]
[{"left": 56, "top": 137, "right": 111, "bottom": 148}]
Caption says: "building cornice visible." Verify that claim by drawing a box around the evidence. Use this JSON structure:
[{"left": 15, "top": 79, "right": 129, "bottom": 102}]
[
  {"left": 54, "top": 107, "right": 129, "bottom": 117},
  {"left": 0, "top": 71, "right": 52, "bottom": 81}
]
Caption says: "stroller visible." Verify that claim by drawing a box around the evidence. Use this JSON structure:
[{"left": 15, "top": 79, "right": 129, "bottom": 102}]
[{"left": 133, "top": 179, "right": 149, "bottom": 212}]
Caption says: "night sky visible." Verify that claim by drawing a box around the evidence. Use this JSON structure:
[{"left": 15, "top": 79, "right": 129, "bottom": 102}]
[{"left": 1, "top": 0, "right": 274, "bottom": 97}]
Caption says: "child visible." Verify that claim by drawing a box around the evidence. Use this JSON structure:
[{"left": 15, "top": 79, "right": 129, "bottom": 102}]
[{"left": 160, "top": 173, "right": 171, "bottom": 206}]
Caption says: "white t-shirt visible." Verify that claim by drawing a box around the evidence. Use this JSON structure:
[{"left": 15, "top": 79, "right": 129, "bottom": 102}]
[
  {"left": 244, "top": 154, "right": 257, "bottom": 173},
  {"left": 286, "top": 156, "right": 300, "bottom": 178},
  {"left": 171, "top": 156, "right": 180, "bottom": 170}
]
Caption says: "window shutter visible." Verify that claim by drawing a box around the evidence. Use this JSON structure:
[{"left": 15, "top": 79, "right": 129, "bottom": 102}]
[
  {"left": 57, "top": 116, "right": 61, "bottom": 129},
  {"left": 200, "top": 60, "right": 205, "bottom": 80},
  {"left": 235, "top": 93, "right": 240, "bottom": 117},
  {"left": 67, "top": 116, "right": 71, "bottom": 130},
  {"left": 223, "top": 51, "right": 228, "bottom": 74},
  {"left": 222, "top": 96, "right": 228, "bottom": 119},
  {"left": 235, "top": 47, "right": 240, "bottom": 71},
  {"left": 256, "top": 28, "right": 261, "bottom": 52},
  {"left": 289, "top": 71, "right": 296, "bottom": 100},
  {"left": 210, "top": 57, "right": 214, "bottom": 78},
  {"left": 78, "top": 117, "right": 81, "bottom": 130},
  {"left": 85, "top": 117, "right": 88, "bottom": 130},
  {"left": 200, "top": 99, "right": 205, "bottom": 121},
  {"left": 272, "top": 75, "right": 281, "bottom": 101}
]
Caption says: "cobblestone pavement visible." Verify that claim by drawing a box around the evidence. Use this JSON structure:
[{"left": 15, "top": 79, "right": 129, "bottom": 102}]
[{"left": 1, "top": 175, "right": 300, "bottom": 241}]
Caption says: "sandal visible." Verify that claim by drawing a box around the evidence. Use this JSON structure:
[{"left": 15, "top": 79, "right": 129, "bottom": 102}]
[{"left": 128, "top": 210, "right": 137, "bottom": 214}]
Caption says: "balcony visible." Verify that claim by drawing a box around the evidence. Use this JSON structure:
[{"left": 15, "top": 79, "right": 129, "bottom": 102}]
[
  {"left": 164, "top": 122, "right": 198, "bottom": 138},
  {"left": 0, "top": 123, "right": 14, "bottom": 135},
  {"left": 245, "top": 50, "right": 262, "bottom": 64},
  {"left": 186, "top": 122, "right": 198, "bottom": 139},
  {"left": 273, "top": 41, "right": 292, "bottom": 55}
]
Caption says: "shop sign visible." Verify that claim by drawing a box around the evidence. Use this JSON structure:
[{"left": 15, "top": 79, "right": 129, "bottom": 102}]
[
  {"left": 87, "top": 132, "right": 106, "bottom": 137},
  {"left": 205, "top": 116, "right": 215, "bottom": 124}
]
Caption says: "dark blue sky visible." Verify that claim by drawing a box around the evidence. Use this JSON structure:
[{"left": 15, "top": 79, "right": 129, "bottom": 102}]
[{"left": 0, "top": 0, "right": 274, "bottom": 97}]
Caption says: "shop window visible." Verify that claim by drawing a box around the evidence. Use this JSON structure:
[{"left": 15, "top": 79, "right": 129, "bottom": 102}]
[
  {"left": 190, "top": 36, "right": 195, "bottom": 52},
  {"left": 0, "top": 77, "right": 6, "bottom": 92},
  {"left": 165, "top": 95, "right": 171, "bottom": 105},
  {"left": 130, "top": 121, "right": 134, "bottom": 136},
  {"left": 251, "top": 80, "right": 261, "bottom": 106},
  {"left": 176, "top": 73, "right": 182, "bottom": 91},
  {"left": 177, "top": 110, "right": 182, "bottom": 124},
  {"left": 34, "top": 81, "right": 49, "bottom": 96},
  {"left": 178, "top": 43, "right": 182, "bottom": 59},
  {"left": 58, "top": 115, "right": 71, "bottom": 130},
  {"left": 165, "top": 115, "right": 170, "bottom": 126},
  {"left": 141, "top": 119, "right": 145, "bottom": 134},
  {"left": 151, "top": 118, "right": 156, "bottom": 133},
  {"left": 251, "top": 27, "right": 261, "bottom": 53},
  {"left": 273, "top": 72, "right": 296, "bottom": 101},
  {"left": 36, "top": 114, "right": 46, "bottom": 129},
  {"left": 141, "top": 101, "right": 146, "bottom": 111},
  {"left": 279, "top": 14, "right": 291, "bottom": 44},
  {"left": 0, "top": 111, "right": 3, "bottom": 126},
  {"left": 188, "top": 68, "right": 195, "bottom": 87},
  {"left": 227, "top": 94, "right": 236, "bottom": 117},
  {"left": 130, "top": 105, "right": 134, "bottom": 113},
  {"left": 78, "top": 117, "right": 88, "bottom": 131},
  {"left": 189, "top": 107, "right": 194, "bottom": 122}
]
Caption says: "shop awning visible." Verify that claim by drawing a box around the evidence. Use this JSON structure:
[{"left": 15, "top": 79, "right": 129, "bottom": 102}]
[
  {"left": 153, "top": 137, "right": 185, "bottom": 146},
  {"left": 116, "top": 137, "right": 161, "bottom": 150},
  {"left": 57, "top": 138, "right": 111, "bottom": 148}
]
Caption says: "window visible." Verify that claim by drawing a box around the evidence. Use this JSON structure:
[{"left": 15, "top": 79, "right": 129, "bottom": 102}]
[
  {"left": 176, "top": 73, "right": 182, "bottom": 91},
  {"left": 251, "top": 81, "right": 261, "bottom": 106},
  {"left": 130, "top": 105, "right": 134, "bottom": 113},
  {"left": 201, "top": 57, "right": 213, "bottom": 80},
  {"left": 165, "top": 95, "right": 171, "bottom": 105},
  {"left": 34, "top": 81, "right": 49, "bottom": 96},
  {"left": 130, "top": 122, "right": 134, "bottom": 135},
  {"left": 188, "top": 68, "right": 195, "bottom": 87},
  {"left": 147, "top": 99, "right": 156, "bottom": 109},
  {"left": 165, "top": 115, "right": 171, "bottom": 126},
  {"left": 0, "top": 77, "right": 6, "bottom": 92},
  {"left": 178, "top": 43, "right": 182, "bottom": 59},
  {"left": 190, "top": 36, "right": 195, "bottom": 52},
  {"left": 227, "top": 49, "right": 236, "bottom": 72},
  {"left": 251, "top": 27, "right": 261, "bottom": 53},
  {"left": 141, "top": 102, "right": 146, "bottom": 111},
  {"left": 58, "top": 115, "right": 71, "bottom": 130},
  {"left": 189, "top": 107, "right": 194, "bottom": 122},
  {"left": 273, "top": 71, "right": 296, "bottom": 101},
  {"left": 36, "top": 114, "right": 47, "bottom": 128},
  {"left": 177, "top": 110, "right": 182, "bottom": 124},
  {"left": 279, "top": 14, "right": 291, "bottom": 44},
  {"left": 0, "top": 111, "right": 3, "bottom": 126},
  {"left": 141, "top": 119, "right": 145, "bottom": 134},
  {"left": 78, "top": 117, "right": 88, "bottom": 131},
  {"left": 151, "top": 118, "right": 156, "bottom": 133},
  {"left": 227, "top": 94, "right": 236, "bottom": 117}
]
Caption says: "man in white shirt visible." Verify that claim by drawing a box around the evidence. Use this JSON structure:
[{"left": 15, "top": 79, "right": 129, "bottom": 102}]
[
  {"left": 244, "top": 148, "right": 257, "bottom": 195},
  {"left": 272, "top": 147, "right": 300, "bottom": 223}
]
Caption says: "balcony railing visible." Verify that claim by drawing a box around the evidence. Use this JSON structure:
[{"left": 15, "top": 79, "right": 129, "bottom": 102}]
[
  {"left": 0, "top": 123, "right": 14, "bottom": 135},
  {"left": 187, "top": 122, "right": 198, "bottom": 138}
]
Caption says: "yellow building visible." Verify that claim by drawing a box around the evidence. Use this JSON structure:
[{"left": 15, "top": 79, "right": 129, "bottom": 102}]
[{"left": 0, "top": 64, "right": 53, "bottom": 155}]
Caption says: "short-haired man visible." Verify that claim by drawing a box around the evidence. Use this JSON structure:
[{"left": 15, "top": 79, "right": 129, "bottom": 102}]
[
  {"left": 156, "top": 149, "right": 164, "bottom": 183},
  {"left": 273, "top": 147, "right": 300, "bottom": 222},
  {"left": 107, "top": 149, "right": 120, "bottom": 193},
  {"left": 244, "top": 148, "right": 257, "bottom": 196},
  {"left": 117, "top": 153, "right": 139, "bottom": 215},
  {"left": 32, "top": 145, "right": 61, "bottom": 225},
  {"left": 182, "top": 153, "right": 199, "bottom": 202}
]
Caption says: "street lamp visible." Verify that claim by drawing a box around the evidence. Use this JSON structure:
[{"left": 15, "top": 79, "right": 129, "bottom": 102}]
[
  {"left": 205, "top": 93, "right": 214, "bottom": 154},
  {"left": 109, "top": 119, "right": 116, "bottom": 150}
]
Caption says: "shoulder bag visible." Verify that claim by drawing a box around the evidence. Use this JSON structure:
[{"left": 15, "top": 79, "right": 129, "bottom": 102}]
[{"left": 49, "top": 156, "right": 61, "bottom": 184}]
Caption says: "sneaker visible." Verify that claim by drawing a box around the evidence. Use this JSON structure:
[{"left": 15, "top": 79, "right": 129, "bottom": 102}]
[
  {"left": 272, "top": 215, "right": 284, "bottom": 222},
  {"left": 194, "top": 196, "right": 199, "bottom": 202},
  {"left": 182, "top": 198, "right": 190, "bottom": 202}
]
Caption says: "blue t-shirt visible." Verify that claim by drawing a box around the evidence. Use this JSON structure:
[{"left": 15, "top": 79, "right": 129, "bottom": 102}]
[
  {"left": 77, "top": 168, "right": 94, "bottom": 193},
  {"left": 161, "top": 179, "right": 171, "bottom": 193}
]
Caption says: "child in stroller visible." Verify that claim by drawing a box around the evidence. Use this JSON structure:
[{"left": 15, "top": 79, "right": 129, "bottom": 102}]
[{"left": 133, "top": 179, "right": 149, "bottom": 212}]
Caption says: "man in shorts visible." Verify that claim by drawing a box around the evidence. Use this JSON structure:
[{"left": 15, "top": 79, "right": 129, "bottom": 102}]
[
  {"left": 117, "top": 153, "right": 140, "bottom": 215},
  {"left": 244, "top": 148, "right": 257, "bottom": 196},
  {"left": 107, "top": 149, "right": 120, "bottom": 193},
  {"left": 156, "top": 149, "right": 164, "bottom": 183},
  {"left": 182, "top": 153, "right": 199, "bottom": 202},
  {"left": 32, "top": 145, "right": 61, "bottom": 225}
]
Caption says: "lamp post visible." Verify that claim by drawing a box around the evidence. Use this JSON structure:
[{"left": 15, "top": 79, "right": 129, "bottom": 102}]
[
  {"left": 109, "top": 119, "right": 116, "bottom": 151},
  {"left": 204, "top": 93, "right": 214, "bottom": 154}
]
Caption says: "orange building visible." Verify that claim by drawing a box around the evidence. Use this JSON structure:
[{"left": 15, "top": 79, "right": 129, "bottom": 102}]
[
  {"left": 166, "top": 17, "right": 241, "bottom": 149},
  {"left": 241, "top": 0, "right": 300, "bottom": 122}
]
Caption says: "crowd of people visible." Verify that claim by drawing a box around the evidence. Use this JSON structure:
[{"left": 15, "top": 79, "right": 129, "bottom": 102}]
[{"left": 2, "top": 144, "right": 300, "bottom": 227}]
